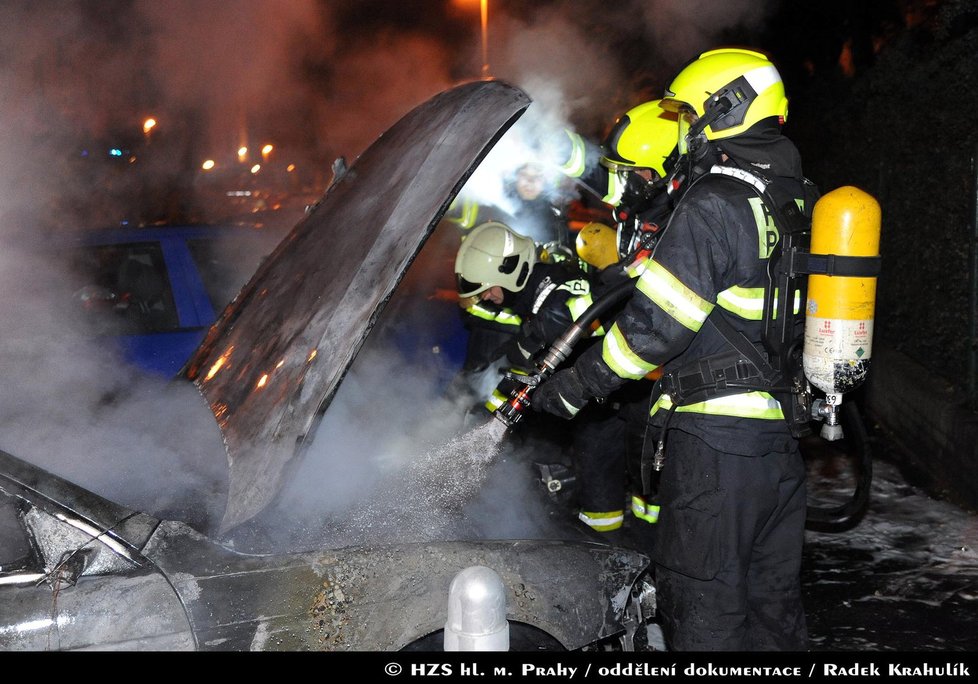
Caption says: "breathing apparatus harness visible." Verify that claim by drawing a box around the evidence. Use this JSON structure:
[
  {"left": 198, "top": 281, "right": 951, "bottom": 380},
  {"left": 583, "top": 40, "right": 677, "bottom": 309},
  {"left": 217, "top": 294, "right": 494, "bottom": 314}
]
[{"left": 642, "top": 165, "right": 881, "bottom": 526}]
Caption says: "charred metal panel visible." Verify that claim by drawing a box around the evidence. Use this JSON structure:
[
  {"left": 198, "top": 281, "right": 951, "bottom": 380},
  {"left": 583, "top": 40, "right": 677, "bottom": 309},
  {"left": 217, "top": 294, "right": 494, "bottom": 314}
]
[
  {"left": 143, "top": 521, "right": 648, "bottom": 651},
  {"left": 0, "top": 573, "right": 194, "bottom": 651},
  {"left": 182, "top": 80, "right": 531, "bottom": 532}
]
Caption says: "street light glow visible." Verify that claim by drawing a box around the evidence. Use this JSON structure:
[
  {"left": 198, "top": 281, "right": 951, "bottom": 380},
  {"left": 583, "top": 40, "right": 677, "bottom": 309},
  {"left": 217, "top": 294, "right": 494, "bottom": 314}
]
[
  {"left": 143, "top": 118, "right": 157, "bottom": 134},
  {"left": 202, "top": 159, "right": 216, "bottom": 170}
]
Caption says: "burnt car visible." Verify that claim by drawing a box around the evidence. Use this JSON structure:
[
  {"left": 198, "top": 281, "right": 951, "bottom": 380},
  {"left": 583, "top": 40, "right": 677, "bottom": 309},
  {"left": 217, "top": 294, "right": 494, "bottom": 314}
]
[
  {"left": 0, "top": 80, "right": 655, "bottom": 651},
  {"left": 0, "top": 447, "right": 651, "bottom": 650}
]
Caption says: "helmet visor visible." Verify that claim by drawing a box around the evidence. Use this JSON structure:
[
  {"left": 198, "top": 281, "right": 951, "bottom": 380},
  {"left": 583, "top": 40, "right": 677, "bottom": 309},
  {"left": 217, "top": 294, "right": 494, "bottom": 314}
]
[
  {"left": 456, "top": 273, "right": 488, "bottom": 298},
  {"left": 676, "top": 107, "right": 698, "bottom": 156}
]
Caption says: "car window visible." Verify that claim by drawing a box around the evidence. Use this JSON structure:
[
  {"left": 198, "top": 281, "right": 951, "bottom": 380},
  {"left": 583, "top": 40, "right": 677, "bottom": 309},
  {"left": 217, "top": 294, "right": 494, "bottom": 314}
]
[
  {"left": 68, "top": 242, "right": 180, "bottom": 335},
  {"left": 187, "top": 233, "right": 276, "bottom": 315}
]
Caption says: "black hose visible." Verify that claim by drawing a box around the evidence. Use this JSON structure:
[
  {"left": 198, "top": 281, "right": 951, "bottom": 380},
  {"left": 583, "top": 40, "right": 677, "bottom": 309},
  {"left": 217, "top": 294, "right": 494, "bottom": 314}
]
[
  {"left": 538, "top": 277, "right": 636, "bottom": 372},
  {"left": 804, "top": 400, "right": 873, "bottom": 531}
]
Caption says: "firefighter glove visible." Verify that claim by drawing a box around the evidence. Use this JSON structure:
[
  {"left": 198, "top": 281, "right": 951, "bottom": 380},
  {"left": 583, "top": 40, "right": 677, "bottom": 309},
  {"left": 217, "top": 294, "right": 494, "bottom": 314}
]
[{"left": 533, "top": 367, "right": 588, "bottom": 419}]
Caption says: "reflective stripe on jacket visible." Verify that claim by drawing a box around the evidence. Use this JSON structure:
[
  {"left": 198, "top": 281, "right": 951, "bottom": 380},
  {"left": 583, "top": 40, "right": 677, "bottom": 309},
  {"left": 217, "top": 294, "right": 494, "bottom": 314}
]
[{"left": 574, "top": 161, "right": 813, "bottom": 455}]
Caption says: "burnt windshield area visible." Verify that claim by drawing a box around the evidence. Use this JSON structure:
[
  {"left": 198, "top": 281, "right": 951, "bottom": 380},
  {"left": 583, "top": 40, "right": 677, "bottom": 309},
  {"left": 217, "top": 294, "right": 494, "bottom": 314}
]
[{"left": 67, "top": 242, "right": 179, "bottom": 335}]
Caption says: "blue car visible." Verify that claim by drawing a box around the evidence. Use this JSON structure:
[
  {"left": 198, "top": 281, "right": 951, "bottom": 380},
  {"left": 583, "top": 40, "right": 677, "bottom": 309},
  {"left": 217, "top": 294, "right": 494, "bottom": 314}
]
[{"left": 63, "top": 223, "right": 287, "bottom": 377}]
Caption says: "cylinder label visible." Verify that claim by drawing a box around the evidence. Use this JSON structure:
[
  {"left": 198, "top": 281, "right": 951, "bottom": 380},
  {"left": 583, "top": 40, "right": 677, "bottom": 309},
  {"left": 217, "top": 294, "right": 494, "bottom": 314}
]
[{"left": 803, "top": 317, "right": 873, "bottom": 361}]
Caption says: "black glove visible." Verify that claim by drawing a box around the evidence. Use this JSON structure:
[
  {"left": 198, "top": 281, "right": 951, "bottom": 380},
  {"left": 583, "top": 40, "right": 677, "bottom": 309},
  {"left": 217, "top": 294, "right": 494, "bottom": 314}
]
[{"left": 532, "top": 367, "right": 589, "bottom": 419}]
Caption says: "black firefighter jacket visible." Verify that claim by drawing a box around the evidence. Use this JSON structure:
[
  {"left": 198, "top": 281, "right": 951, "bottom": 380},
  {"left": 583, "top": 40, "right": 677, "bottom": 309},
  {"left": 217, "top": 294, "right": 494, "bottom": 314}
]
[{"left": 573, "top": 132, "right": 816, "bottom": 457}]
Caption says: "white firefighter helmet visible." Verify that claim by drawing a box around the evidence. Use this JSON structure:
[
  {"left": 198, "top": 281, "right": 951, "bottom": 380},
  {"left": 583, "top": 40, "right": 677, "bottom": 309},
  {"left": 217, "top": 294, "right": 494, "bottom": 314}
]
[{"left": 455, "top": 221, "right": 538, "bottom": 298}]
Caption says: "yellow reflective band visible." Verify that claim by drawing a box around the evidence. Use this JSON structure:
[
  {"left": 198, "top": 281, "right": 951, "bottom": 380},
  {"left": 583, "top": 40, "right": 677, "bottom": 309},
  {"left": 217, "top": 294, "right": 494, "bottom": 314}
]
[
  {"left": 748, "top": 196, "right": 779, "bottom": 259},
  {"left": 559, "top": 131, "right": 587, "bottom": 178},
  {"left": 717, "top": 285, "right": 765, "bottom": 320},
  {"left": 631, "top": 496, "right": 660, "bottom": 524},
  {"left": 465, "top": 303, "right": 522, "bottom": 327},
  {"left": 651, "top": 390, "right": 785, "bottom": 420},
  {"left": 567, "top": 294, "right": 600, "bottom": 332},
  {"left": 566, "top": 295, "right": 602, "bottom": 334},
  {"left": 485, "top": 389, "right": 507, "bottom": 413},
  {"left": 458, "top": 199, "right": 480, "bottom": 229},
  {"left": 637, "top": 260, "right": 714, "bottom": 332},
  {"left": 578, "top": 510, "right": 624, "bottom": 531},
  {"left": 603, "top": 169, "right": 625, "bottom": 206},
  {"left": 602, "top": 322, "right": 658, "bottom": 380},
  {"left": 557, "top": 395, "right": 582, "bottom": 418}
]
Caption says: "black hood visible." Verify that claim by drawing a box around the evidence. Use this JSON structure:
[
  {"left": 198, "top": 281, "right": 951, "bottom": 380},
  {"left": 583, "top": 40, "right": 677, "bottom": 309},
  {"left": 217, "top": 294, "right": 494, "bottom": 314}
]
[{"left": 716, "top": 118, "right": 804, "bottom": 178}]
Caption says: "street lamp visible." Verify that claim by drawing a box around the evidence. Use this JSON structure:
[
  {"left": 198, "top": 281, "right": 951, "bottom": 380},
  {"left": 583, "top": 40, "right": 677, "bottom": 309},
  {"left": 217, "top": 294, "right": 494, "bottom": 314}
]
[
  {"left": 454, "top": 0, "right": 490, "bottom": 78},
  {"left": 480, "top": 0, "right": 489, "bottom": 78}
]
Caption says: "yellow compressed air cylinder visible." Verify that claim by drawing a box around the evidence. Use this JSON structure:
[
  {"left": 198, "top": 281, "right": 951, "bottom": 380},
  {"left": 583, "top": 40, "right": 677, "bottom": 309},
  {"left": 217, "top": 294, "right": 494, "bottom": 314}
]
[{"left": 803, "top": 186, "right": 881, "bottom": 401}]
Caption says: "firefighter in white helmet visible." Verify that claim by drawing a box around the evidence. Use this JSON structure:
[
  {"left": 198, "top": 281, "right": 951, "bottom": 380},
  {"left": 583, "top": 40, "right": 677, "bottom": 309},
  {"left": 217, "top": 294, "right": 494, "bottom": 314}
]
[
  {"left": 533, "top": 47, "right": 817, "bottom": 651},
  {"left": 454, "top": 221, "right": 642, "bottom": 537}
]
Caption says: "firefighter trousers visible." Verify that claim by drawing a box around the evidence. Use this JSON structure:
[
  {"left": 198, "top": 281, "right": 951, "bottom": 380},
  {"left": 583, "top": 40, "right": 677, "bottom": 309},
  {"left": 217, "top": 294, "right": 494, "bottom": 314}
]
[
  {"left": 652, "top": 428, "right": 808, "bottom": 651},
  {"left": 572, "top": 402, "right": 626, "bottom": 518}
]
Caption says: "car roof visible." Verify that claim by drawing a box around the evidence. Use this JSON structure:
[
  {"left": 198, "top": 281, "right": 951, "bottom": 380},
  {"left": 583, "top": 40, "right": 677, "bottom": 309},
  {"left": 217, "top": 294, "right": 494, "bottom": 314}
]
[
  {"left": 63, "top": 222, "right": 270, "bottom": 245},
  {"left": 182, "top": 80, "right": 531, "bottom": 532}
]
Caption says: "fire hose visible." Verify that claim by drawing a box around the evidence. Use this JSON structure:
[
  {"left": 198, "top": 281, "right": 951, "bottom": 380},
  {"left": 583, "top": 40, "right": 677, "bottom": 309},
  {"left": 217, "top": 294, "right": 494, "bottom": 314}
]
[{"left": 490, "top": 277, "right": 636, "bottom": 429}]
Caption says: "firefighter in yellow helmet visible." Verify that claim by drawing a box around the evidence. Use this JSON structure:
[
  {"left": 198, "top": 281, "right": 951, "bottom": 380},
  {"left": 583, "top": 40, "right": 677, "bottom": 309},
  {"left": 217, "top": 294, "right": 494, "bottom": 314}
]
[{"left": 533, "top": 47, "right": 817, "bottom": 651}]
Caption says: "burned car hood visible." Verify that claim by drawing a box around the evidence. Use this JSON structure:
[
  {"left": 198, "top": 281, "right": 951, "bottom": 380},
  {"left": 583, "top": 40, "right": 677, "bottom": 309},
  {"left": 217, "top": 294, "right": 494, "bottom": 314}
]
[{"left": 183, "top": 80, "right": 531, "bottom": 532}]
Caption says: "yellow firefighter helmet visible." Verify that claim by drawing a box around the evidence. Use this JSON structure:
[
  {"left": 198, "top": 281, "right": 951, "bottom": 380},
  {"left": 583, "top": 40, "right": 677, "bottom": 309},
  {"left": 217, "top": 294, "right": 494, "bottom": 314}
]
[
  {"left": 600, "top": 99, "right": 679, "bottom": 179},
  {"left": 662, "top": 47, "right": 789, "bottom": 143}
]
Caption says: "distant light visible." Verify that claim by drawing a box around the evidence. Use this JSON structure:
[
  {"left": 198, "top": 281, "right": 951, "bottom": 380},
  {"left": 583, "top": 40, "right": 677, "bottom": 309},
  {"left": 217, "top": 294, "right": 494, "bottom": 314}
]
[
  {"left": 109, "top": 148, "right": 123, "bottom": 157},
  {"left": 250, "top": 164, "right": 261, "bottom": 174},
  {"left": 143, "top": 118, "right": 157, "bottom": 134},
  {"left": 286, "top": 163, "right": 296, "bottom": 172},
  {"left": 261, "top": 144, "right": 274, "bottom": 156},
  {"left": 202, "top": 159, "right": 216, "bottom": 170},
  {"left": 237, "top": 146, "right": 248, "bottom": 162}
]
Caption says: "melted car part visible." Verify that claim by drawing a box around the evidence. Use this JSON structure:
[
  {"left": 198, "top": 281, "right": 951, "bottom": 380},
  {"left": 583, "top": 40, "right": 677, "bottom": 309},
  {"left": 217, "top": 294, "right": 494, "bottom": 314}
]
[{"left": 183, "top": 80, "right": 531, "bottom": 532}]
